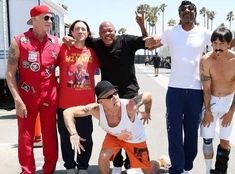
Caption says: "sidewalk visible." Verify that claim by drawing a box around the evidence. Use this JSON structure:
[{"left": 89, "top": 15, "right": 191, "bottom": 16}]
[{"left": 0, "top": 64, "right": 234, "bottom": 173}]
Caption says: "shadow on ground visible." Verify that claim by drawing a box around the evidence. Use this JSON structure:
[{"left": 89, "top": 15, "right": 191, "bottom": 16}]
[
  {"left": 35, "top": 165, "right": 100, "bottom": 174},
  {"left": 33, "top": 166, "right": 161, "bottom": 174},
  {"left": 0, "top": 114, "right": 16, "bottom": 119}
]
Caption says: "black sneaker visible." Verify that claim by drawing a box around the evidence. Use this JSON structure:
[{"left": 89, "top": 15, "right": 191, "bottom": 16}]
[{"left": 210, "top": 169, "right": 215, "bottom": 173}]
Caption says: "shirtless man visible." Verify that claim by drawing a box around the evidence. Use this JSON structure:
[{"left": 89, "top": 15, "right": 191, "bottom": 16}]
[
  {"left": 63, "top": 80, "right": 159, "bottom": 174},
  {"left": 200, "top": 27, "right": 235, "bottom": 174}
]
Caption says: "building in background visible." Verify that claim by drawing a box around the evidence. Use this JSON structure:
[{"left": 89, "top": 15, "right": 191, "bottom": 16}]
[{"left": 0, "top": 0, "right": 68, "bottom": 108}]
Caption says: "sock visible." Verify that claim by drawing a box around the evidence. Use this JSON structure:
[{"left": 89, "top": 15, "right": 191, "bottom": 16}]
[{"left": 205, "top": 159, "right": 212, "bottom": 173}]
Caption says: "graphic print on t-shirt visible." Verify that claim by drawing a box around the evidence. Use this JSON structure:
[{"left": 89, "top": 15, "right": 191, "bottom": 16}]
[{"left": 66, "top": 54, "right": 91, "bottom": 90}]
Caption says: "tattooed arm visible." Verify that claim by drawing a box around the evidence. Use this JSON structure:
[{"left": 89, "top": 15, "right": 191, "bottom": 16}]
[
  {"left": 133, "top": 93, "right": 152, "bottom": 114},
  {"left": 200, "top": 56, "right": 213, "bottom": 127},
  {"left": 63, "top": 103, "right": 100, "bottom": 154},
  {"left": 127, "top": 92, "right": 152, "bottom": 124},
  {"left": 6, "top": 39, "right": 27, "bottom": 118},
  {"left": 63, "top": 103, "right": 100, "bottom": 135}
]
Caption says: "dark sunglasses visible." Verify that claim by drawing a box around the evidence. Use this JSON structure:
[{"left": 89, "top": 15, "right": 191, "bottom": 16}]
[
  {"left": 100, "top": 91, "right": 118, "bottom": 100},
  {"left": 181, "top": 5, "right": 195, "bottom": 12},
  {"left": 44, "top": 16, "right": 54, "bottom": 22}
]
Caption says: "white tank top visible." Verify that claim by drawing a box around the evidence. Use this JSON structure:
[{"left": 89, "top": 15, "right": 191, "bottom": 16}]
[{"left": 99, "top": 99, "right": 146, "bottom": 143}]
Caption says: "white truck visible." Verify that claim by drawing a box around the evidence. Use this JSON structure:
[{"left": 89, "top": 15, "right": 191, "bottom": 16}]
[{"left": 0, "top": 0, "right": 68, "bottom": 108}]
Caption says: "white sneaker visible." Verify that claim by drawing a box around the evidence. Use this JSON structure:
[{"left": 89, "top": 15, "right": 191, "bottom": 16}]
[
  {"left": 126, "top": 168, "right": 138, "bottom": 174},
  {"left": 183, "top": 170, "right": 189, "bottom": 174},
  {"left": 112, "top": 167, "right": 122, "bottom": 174},
  {"left": 66, "top": 168, "right": 78, "bottom": 174}
]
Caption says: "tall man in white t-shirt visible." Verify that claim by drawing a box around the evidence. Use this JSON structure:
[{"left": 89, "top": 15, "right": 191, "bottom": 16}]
[
  {"left": 146, "top": 1, "right": 211, "bottom": 173},
  {"left": 145, "top": 1, "right": 235, "bottom": 173}
]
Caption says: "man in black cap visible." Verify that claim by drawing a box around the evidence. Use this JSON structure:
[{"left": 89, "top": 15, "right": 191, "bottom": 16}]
[{"left": 63, "top": 80, "right": 159, "bottom": 174}]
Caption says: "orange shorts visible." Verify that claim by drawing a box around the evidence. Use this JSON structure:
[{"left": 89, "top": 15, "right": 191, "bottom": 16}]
[{"left": 102, "top": 133, "right": 151, "bottom": 169}]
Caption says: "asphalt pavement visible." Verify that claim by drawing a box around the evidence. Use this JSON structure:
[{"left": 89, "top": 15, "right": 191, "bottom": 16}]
[{"left": 0, "top": 64, "right": 234, "bottom": 174}]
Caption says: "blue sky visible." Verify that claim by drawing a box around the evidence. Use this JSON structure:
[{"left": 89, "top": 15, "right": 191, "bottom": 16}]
[{"left": 56, "top": 0, "right": 235, "bottom": 37}]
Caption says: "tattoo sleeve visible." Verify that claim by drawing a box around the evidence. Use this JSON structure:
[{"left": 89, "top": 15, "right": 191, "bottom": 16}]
[
  {"left": 82, "top": 105, "right": 93, "bottom": 113},
  {"left": 204, "top": 89, "right": 212, "bottom": 112},
  {"left": 81, "top": 104, "right": 98, "bottom": 115},
  {"left": 133, "top": 94, "right": 143, "bottom": 108},
  {"left": 7, "top": 45, "right": 18, "bottom": 65},
  {"left": 200, "top": 73, "right": 212, "bottom": 82},
  {"left": 133, "top": 93, "right": 151, "bottom": 114},
  {"left": 200, "top": 59, "right": 212, "bottom": 82}
]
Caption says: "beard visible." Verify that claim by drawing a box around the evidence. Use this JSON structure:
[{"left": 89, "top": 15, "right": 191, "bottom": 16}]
[{"left": 181, "top": 14, "right": 195, "bottom": 24}]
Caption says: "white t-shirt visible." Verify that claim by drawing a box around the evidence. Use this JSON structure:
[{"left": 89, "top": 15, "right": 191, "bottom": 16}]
[
  {"left": 99, "top": 99, "right": 146, "bottom": 143},
  {"left": 161, "top": 25, "right": 211, "bottom": 89}
]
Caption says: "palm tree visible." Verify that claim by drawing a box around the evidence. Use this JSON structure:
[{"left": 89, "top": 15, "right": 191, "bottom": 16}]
[
  {"left": 209, "top": 11, "right": 216, "bottom": 31},
  {"left": 145, "top": 7, "right": 159, "bottom": 57},
  {"left": 199, "top": 7, "right": 207, "bottom": 28},
  {"left": 206, "top": 10, "right": 211, "bottom": 30},
  {"left": 159, "top": 3, "right": 167, "bottom": 32},
  {"left": 118, "top": 27, "right": 126, "bottom": 35},
  {"left": 226, "top": 11, "right": 234, "bottom": 30},
  {"left": 167, "top": 19, "right": 176, "bottom": 27},
  {"left": 148, "top": 6, "right": 159, "bottom": 35}
]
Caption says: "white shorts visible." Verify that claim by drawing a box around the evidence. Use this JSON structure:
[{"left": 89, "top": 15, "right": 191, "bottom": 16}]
[{"left": 200, "top": 93, "right": 234, "bottom": 140}]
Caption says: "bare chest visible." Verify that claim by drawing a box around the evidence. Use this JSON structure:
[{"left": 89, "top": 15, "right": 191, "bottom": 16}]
[
  {"left": 210, "top": 61, "right": 235, "bottom": 81},
  {"left": 105, "top": 111, "right": 121, "bottom": 128}
]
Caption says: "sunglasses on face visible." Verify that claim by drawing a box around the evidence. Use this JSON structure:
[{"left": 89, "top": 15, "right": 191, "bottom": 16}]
[
  {"left": 44, "top": 16, "right": 54, "bottom": 22},
  {"left": 181, "top": 5, "right": 195, "bottom": 12},
  {"left": 100, "top": 91, "right": 118, "bottom": 100}
]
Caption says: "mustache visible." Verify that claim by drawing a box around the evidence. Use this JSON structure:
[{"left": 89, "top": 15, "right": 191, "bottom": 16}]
[{"left": 215, "top": 49, "right": 223, "bottom": 52}]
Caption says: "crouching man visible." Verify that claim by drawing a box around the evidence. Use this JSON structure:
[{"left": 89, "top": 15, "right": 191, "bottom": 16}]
[{"left": 63, "top": 80, "right": 159, "bottom": 174}]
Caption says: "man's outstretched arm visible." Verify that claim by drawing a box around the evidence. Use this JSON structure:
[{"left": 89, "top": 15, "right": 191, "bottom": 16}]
[
  {"left": 63, "top": 103, "right": 99, "bottom": 155},
  {"left": 63, "top": 103, "right": 99, "bottom": 135}
]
